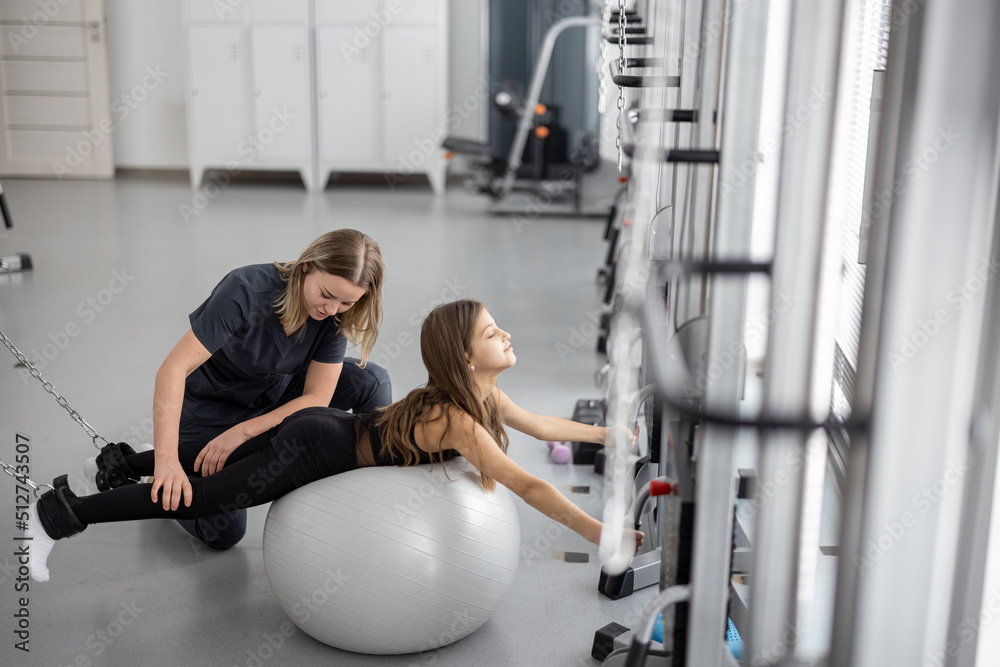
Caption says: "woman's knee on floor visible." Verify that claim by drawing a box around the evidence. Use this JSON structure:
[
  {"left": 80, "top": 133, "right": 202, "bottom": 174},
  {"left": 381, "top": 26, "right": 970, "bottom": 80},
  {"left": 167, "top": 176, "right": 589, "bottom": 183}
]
[{"left": 179, "top": 509, "right": 248, "bottom": 550}]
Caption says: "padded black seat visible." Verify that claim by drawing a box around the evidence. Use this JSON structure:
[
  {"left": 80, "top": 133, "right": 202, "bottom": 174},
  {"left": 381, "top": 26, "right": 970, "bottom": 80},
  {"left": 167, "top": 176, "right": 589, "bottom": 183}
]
[{"left": 442, "top": 136, "right": 495, "bottom": 158}]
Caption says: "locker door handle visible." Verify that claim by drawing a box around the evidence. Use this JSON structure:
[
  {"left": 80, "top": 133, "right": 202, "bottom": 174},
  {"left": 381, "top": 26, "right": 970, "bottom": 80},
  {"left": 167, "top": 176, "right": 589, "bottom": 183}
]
[{"left": 88, "top": 20, "right": 101, "bottom": 43}]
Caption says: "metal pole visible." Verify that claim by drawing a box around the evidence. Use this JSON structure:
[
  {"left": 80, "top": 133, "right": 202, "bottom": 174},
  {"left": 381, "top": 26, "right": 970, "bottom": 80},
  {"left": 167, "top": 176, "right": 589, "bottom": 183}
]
[
  {"left": 686, "top": 0, "right": 769, "bottom": 664},
  {"left": 948, "top": 169, "right": 1000, "bottom": 667},
  {"left": 746, "top": 0, "right": 847, "bottom": 662},
  {"left": 830, "top": 0, "right": 1000, "bottom": 663},
  {"left": 499, "top": 16, "right": 601, "bottom": 197}
]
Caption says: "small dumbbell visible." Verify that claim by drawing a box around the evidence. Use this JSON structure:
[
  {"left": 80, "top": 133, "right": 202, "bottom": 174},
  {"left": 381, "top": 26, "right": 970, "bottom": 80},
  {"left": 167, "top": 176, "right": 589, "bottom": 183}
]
[{"left": 547, "top": 441, "right": 571, "bottom": 464}]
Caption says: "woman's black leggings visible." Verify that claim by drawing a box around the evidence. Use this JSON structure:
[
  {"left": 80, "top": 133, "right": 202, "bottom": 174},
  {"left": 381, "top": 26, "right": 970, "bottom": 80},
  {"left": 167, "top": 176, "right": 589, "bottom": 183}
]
[{"left": 68, "top": 408, "right": 361, "bottom": 527}]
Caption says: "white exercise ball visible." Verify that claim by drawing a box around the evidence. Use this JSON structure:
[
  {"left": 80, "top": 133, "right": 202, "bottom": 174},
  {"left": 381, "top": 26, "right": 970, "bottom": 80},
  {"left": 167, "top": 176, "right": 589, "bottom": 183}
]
[{"left": 262, "top": 459, "right": 521, "bottom": 655}]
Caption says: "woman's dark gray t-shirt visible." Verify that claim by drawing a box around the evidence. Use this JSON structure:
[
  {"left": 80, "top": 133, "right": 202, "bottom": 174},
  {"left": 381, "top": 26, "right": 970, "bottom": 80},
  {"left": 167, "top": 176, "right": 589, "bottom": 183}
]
[{"left": 182, "top": 264, "right": 346, "bottom": 426}]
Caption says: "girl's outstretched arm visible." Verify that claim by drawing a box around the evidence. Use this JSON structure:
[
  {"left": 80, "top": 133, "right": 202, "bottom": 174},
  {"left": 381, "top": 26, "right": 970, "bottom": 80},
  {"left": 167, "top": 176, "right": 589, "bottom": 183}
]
[
  {"left": 444, "top": 409, "right": 643, "bottom": 550},
  {"left": 493, "top": 388, "right": 635, "bottom": 446}
]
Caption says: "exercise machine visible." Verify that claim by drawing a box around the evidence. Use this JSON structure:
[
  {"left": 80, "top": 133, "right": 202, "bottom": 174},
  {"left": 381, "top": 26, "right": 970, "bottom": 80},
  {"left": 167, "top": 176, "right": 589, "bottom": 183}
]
[
  {"left": 443, "top": 15, "right": 620, "bottom": 217},
  {"left": 0, "top": 182, "right": 32, "bottom": 275}
]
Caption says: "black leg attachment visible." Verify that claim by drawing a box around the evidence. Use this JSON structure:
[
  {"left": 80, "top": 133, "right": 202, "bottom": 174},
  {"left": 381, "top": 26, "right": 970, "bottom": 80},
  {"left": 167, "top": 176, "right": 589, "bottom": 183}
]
[
  {"left": 95, "top": 441, "right": 140, "bottom": 491},
  {"left": 37, "top": 475, "right": 86, "bottom": 540}
]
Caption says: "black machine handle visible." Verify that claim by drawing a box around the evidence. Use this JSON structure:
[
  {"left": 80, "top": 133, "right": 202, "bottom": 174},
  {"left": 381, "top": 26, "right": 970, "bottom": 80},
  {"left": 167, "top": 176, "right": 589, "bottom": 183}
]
[
  {"left": 610, "top": 62, "right": 680, "bottom": 88},
  {"left": 0, "top": 183, "right": 12, "bottom": 229},
  {"left": 622, "top": 144, "right": 720, "bottom": 163},
  {"left": 605, "top": 33, "right": 654, "bottom": 45},
  {"left": 633, "top": 109, "right": 699, "bottom": 123}
]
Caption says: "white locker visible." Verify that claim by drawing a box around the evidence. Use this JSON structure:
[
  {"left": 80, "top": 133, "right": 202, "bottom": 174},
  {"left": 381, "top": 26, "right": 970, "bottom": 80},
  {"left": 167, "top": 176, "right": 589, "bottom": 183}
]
[
  {"left": 315, "top": 0, "right": 379, "bottom": 24},
  {"left": 186, "top": 26, "right": 246, "bottom": 166},
  {"left": 251, "top": 0, "right": 309, "bottom": 24},
  {"left": 183, "top": 4, "right": 315, "bottom": 191},
  {"left": 249, "top": 26, "right": 311, "bottom": 164},
  {"left": 182, "top": 0, "right": 448, "bottom": 193},
  {"left": 382, "top": 27, "right": 437, "bottom": 163},
  {"left": 185, "top": 0, "right": 239, "bottom": 23},
  {"left": 317, "top": 27, "right": 378, "bottom": 165},
  {"left": 315, "top": 0, "right": 448, "bottom": 193}
]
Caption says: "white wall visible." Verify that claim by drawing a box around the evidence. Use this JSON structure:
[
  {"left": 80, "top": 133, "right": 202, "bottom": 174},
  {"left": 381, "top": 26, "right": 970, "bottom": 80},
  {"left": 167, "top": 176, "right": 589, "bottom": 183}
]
[{"left": 103, "top": 0, "right": 487, "bottom": 171}]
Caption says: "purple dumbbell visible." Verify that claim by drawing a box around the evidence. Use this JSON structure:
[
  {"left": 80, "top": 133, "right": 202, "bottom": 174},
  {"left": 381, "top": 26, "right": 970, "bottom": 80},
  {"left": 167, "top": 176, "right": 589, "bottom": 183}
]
[{"left": 547, "top": 441, "right": 571, "bottom": 464}]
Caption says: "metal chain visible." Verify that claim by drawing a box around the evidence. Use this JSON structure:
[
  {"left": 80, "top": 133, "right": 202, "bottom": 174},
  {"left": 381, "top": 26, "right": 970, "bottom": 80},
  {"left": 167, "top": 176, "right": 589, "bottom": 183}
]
[
  {"left": 0, "top": 328, "right": 108, "bottom": 450},
  {"left": 0, "top": 458, "right": 52, "bottom": 499},
  {"left": 615, "top": 0, "right": 628, "bottom": 171},
  {"left": 597, "top": 0, "right": 612, "bottom": 115}
]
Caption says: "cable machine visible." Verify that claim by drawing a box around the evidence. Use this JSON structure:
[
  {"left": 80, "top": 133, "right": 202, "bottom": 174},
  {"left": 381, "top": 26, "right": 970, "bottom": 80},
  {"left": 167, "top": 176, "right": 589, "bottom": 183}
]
[{"left": 591, "top": 0, "right": 1000, "bottom": 665}]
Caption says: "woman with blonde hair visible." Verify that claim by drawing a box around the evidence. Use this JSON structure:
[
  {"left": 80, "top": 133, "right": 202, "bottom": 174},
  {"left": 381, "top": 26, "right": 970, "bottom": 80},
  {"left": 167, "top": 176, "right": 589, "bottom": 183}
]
[
  {"left": 85, "top": 229, "right": 388, "bottom": 549},
  {"left": 28, "top": 299, "right": 642, "bottom": 581}
]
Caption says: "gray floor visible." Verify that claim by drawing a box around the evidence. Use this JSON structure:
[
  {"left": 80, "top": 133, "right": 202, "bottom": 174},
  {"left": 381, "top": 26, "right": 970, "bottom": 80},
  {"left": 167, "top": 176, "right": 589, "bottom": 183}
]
[{"left": 0, "top": 174, "right": 655, "bottom": 666}]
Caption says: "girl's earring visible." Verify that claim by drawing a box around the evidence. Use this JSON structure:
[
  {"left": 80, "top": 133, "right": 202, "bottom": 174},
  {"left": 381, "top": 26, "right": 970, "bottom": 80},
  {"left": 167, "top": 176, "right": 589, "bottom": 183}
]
[{"left": 470, "top": 365, "right": 475, "bottom": 371}]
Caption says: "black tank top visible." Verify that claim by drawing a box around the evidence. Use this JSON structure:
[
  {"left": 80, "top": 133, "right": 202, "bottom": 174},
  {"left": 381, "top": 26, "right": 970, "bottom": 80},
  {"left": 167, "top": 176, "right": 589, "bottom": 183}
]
[{"left": 357, "top": 413, "right": 457, "bottom": 466}]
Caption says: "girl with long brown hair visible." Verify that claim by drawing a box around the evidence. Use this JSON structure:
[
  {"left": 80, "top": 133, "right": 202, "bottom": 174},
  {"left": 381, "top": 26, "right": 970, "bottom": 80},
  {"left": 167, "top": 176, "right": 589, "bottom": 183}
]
[{"left": 28, "top": 299, "right": 642, "bottom": 582}]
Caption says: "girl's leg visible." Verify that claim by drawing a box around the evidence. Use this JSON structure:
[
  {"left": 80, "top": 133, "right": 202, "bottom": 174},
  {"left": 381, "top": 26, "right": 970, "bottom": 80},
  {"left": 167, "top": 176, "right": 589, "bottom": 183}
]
[
  {"left": 29, "top": 430, "right": 318, "bottom": 582},
  {"left": 124, "top": 426, "right": 275, "bottom": 477},
  {"left": 74, "top": 409, "right": 358, "bottom": 525},
  {"left": 30, "top": 410, "right": 358, "bottom": 581},
  {"left": 125, "top": 422, "right": 279, "bottom": 549}
]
